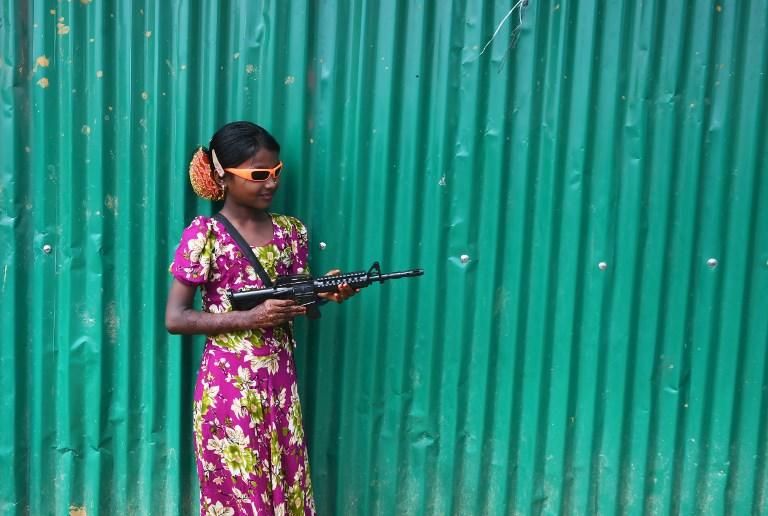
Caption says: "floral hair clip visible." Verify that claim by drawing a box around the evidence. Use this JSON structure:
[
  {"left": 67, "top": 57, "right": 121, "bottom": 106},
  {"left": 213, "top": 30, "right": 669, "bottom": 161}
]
[{"left": 188, "top": 147, "right": 225, "bottom": 201}]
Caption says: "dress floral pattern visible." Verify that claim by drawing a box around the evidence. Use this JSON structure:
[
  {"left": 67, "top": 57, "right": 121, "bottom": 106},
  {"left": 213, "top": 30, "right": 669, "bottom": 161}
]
[{"left": 170, "top": 214, "right": 315, "bottom": 516}]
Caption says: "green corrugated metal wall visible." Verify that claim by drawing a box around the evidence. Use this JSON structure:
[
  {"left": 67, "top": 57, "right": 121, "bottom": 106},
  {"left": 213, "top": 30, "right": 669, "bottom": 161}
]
[{"left": 2, "top": 0, "right": 768, "bottom": 514}]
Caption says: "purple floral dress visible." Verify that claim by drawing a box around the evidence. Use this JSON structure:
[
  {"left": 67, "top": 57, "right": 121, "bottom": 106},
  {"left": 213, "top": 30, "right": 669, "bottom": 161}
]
[{"left": 170, "top": 214, "right": 316, "bottom": 516}]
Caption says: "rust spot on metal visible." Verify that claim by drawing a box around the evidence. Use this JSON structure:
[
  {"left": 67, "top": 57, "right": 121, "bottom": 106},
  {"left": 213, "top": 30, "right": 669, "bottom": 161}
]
[
  {"left": 105, "top": 301, "right": 119, "bottom": 344},
  {"left": 105, "top": 194, "right": 118, "bottom": 215}
]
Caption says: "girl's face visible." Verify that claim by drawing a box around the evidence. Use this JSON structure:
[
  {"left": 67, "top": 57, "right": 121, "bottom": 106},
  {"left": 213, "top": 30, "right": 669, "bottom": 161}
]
[{"left": 222, "top": 147, "right": 281, "bottom": 210}]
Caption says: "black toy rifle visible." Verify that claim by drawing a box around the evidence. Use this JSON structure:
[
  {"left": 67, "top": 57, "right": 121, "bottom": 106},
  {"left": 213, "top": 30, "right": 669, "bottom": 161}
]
[{"left": 228, "top": 262, "right": 424, "bottom": 318}]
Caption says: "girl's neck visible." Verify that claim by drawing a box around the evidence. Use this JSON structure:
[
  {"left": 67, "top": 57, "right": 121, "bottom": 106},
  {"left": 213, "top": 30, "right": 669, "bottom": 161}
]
[{"left": 219, "top": 203, "right": 270, "bottom": 226}]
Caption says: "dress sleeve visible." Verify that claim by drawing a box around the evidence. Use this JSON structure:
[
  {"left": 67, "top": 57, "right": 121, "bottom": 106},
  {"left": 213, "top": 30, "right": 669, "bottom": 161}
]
[
  {"left": 289, "top": 217, "right": 311, "bottom": 275},
  {"left": 169, "top": 216, "right": 216, "bottom": 286}
]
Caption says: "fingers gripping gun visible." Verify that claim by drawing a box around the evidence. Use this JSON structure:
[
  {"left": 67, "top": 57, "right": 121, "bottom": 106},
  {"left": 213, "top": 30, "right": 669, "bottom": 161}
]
[{"left": 228, "top": 262, "right": 424, "bottom": 318}]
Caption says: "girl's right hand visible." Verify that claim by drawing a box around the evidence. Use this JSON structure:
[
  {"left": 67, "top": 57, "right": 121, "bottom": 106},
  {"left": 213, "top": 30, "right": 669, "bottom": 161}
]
[{"left": 246, "top": 299, "right": 306, "bottom": 328}]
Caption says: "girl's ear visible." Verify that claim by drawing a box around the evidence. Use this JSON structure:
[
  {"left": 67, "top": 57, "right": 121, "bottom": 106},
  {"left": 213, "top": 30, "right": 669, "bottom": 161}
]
[{"left": 218, "top": 174, "right": 231, "bottom": 192}]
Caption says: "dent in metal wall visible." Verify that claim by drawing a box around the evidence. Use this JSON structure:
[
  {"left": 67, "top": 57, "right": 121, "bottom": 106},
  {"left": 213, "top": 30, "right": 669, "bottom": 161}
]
[{"left": 1, "top": 0, "right": 768, "bottom": 515}]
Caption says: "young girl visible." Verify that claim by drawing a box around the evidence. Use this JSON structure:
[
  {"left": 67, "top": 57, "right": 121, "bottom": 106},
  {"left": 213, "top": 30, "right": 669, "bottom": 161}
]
[{"left": 165, "top": 121, "right": 355, "bottom": 515}]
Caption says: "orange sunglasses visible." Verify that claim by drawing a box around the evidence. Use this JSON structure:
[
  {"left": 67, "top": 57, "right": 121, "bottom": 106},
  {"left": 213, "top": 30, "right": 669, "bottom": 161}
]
[{"left": 225, "top": 161, "right": 284, "bottom": 182}]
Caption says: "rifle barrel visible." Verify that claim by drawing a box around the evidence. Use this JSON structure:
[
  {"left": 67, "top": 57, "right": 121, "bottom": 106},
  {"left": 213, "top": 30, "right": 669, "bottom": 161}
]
[{"left": 377, "top": 269, "right": 424, "bottom": 282}]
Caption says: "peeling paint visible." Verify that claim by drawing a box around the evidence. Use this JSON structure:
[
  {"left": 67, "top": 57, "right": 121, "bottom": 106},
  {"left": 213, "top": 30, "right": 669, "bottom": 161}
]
[
  {"left": 37, "top": 77, "right": 49, "bottom": 88},
  {"left": 78, "top": 306, "right": 96, "bottom": 327},
  {"left": 36, "top": 55, "right": 50, "bottom": 68},
  {"left": 57, "top": 18, "right": 70, "bottom": 35},
  {"left": 284, "top": 76, "right": 295, "bottom": 85},
  {"left": 69, "top": 505, "right": 87, "bottom": 516},
  {"left": 493, "top": 286, "right": 510, "bottom": 317}
]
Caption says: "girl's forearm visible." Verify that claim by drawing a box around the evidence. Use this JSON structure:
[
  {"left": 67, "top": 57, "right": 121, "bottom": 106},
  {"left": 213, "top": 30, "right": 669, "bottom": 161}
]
[{"left": 166, "top": 308, "right": 252, "bottom": 336}]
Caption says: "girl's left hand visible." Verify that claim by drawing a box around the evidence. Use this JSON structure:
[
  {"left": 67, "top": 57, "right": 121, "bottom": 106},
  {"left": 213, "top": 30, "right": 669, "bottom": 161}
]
[{"left": 318, "top": 269, "right": 359, "bottom": 303}]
